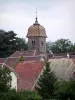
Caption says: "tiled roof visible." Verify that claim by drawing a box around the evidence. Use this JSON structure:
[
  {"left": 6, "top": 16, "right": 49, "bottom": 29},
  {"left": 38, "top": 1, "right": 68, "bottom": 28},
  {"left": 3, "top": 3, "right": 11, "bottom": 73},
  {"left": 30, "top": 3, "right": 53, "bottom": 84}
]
[
  {"left": 52, "top": 56, "right": 67, "bottom": 59},
  {"left": 49, "top": 58, "right": 75, "bottom": 80},
  {"left": 27, "top": 24, "right": 47, "bottom": 37},
  {"left": 15, "top": 61, "right": 44, "bottom": 90},
  {"left": 23, "top": 56, "right": 40, "bottom": 61},
  {"left": 0, "top": 51, "right": 46, "bottom": 69},
  {"left": 0, "top": 58, "right": 6, "bottom": 63},
  {"left": 70, "top": 55, "right": 75, "bottom": 58},
  {"left": 5, "top": 58, "right": 19, "bottom": 68},
  {"left": 10, "top": 50, "right": 41, "bottom": 57}
]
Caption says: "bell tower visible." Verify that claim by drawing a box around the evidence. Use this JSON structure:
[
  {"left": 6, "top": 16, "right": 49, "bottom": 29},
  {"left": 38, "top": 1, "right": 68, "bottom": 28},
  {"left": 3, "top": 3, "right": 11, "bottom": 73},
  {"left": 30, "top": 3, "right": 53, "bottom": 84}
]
[{"left": 27, "top": 10, "right": 47, "bottom": 53}]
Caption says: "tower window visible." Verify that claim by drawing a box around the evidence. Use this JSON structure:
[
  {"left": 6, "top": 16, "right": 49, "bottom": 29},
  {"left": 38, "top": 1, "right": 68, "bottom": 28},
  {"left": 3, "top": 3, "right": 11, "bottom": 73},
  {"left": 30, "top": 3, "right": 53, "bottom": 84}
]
[
  {"left": 34, "top": 41, "right": 35, "bottom": 44},
  {"left": 32, "top": 41, "right": 35, "bottom": 45},
  {"left": 32, "top": 41, "right": 33, "bottom": 44},
  {"left": 41, "top": 41, "right": 43, "bottom": 45}
]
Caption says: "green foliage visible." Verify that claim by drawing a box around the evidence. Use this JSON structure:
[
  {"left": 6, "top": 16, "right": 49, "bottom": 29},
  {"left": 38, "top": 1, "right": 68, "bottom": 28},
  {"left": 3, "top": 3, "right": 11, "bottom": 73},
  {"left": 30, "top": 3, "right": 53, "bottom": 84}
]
[
  {"left": 55, "top": 80, "right": 75, "bottom": 100},
  {"left": 46, "top": 39, "right": 75, "bottom": 53},
  {"left": 36, "top": 62, "right": 57, "bottom": 99},
  {"left": 13, "top": 60, "right": 20, "bottom": 68},
  {"left": 19, "top": 56, "right": 24, "bottom": 61},
  {"left": 20, "top": 90, "right": 41, "bottom": 100},
  {"left": 0, "top": 66, "right": 11, "bottom": 92},
  {"left": 0, "top": 90, "right": 41, "bottom": 100},
  {"left": 0, "top": 29, "right": 28, "bottom": 57},
  {"left": 16, "top": 38, "right": 28, "bottom": 51},
  {"left": 46, "top": 41, "right": 54, "bottom": 53}
]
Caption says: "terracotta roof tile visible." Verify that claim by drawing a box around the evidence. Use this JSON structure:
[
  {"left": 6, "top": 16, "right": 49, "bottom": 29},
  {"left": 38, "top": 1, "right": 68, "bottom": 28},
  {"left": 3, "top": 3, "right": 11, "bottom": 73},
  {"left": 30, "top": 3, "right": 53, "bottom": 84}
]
[
  {"left": 0, "top": 58, "right": 6, "bottom": 63},
  {"left": 27, "top": 24, "right": 47, "bottom": 37},
  {"left": 5, "top": 58, "right": 19, "bottom": 68},
  {"left": 15, "top": 61, "right": 44, "bottom": 90},
  {"left": 10, "top": 50, "right": 40, "bottom": 57}
]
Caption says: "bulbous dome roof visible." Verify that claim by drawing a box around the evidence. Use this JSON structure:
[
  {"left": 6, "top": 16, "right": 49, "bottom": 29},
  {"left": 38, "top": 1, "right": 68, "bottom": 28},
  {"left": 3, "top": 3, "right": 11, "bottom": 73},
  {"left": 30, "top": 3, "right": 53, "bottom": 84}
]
[{"left": 27, "top": 18, "right": 47, "bottom": 38}]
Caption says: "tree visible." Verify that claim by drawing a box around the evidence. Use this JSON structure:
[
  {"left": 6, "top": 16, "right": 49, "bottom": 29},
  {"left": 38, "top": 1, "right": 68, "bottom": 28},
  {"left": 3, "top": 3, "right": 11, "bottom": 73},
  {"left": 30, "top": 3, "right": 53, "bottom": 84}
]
[
  {"left": 0, "top": 66, "right": 11, "bottom": 92},
  {"left": 16, "top": 38, "right": 28, "bottom": 51},
  {"left": 0, "top": 30, "right": 16, "bottom": 57},
  {"left": 55, "top": 81, "right": 75, "bottom": 100},
  {"left": 0, "top": 90, "right": 41, "bottom": 100},
  {"left": 0, "top": 29, "right": 28, "bottom": 57},
  {"left": 46, "top": 39, "right": 75, "bottom": 53},
  {"left": 46, "top": 41, "right": 54, "bottom": 53},
  {"left": 36, "top": 62, "right": 57, "bottom": 99}
]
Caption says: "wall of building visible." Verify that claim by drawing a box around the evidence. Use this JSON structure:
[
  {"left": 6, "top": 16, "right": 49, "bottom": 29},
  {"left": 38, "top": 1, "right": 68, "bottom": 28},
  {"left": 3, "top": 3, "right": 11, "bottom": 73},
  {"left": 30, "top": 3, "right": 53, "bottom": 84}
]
[
  {"left": 28, "top": 37, "right": 46, "bottom": 53},
  {"left": 39, "top": 37, "right": 46, "bottom": 53},
  {"left": 10, "top": 72, "right": 17, "bottom": 91},
  {"left": 28, "top": 37, "right": 39, "bottom": 51}
]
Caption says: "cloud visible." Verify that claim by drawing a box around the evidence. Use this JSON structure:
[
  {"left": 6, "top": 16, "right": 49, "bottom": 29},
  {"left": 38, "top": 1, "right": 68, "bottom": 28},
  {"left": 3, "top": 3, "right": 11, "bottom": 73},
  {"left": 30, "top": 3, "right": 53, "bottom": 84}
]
[{"left": 0, "top": 0, "right": 75, "bottom": 42}]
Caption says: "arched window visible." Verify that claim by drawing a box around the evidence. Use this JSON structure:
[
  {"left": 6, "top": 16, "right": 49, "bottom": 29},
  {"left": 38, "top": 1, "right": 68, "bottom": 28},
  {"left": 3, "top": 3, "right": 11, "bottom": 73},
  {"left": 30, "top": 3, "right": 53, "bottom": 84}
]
[{"left": 41, "top": 41, "right": 43, "bottom": 45}]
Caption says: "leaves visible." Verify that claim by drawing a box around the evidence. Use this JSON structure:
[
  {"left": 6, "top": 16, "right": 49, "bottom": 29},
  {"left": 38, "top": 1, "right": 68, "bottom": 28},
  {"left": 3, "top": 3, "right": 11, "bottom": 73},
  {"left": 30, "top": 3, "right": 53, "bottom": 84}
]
[
  {"left": 55, "top": 81, "right": 75, "bottom": 100},
  {"left": 0, "top": 66, "right": 11, "bottom": 92},
  {"left": 46, "top": 39, "right": 75, "bottom": 53},
  {"left": 0, "top": 90, "right": 41, "bottom": 100},
  {"left": 0, "top": 29, "right": 28, "bottom": 57},
  {"left": 36, "top": 62, "right": 57, "bottom": 99}
]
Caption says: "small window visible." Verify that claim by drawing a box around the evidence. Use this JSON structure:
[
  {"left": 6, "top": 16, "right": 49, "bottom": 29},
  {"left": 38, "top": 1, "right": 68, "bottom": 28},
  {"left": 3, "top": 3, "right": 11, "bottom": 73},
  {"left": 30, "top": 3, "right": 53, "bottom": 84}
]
[
  {"left": 32, "top": 41, "right": 35, "bottom": 45},
  {"left": 34, "top": 41, "right": 35, "bottom": 44},
  {"left": 32, "top": 41, "right": 33, "bottom": 44},
  {"left": 41, "top": 41, "right": 43, "bottom": 45}
]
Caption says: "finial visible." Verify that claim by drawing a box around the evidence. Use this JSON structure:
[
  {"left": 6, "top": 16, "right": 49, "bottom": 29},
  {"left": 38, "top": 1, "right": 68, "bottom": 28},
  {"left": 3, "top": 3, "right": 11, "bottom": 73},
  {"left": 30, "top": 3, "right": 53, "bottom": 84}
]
[
  {"left": 35, "top": 8, "right": 37, "bottom": 19},
  {"left": 35, "top": 8, "right": 38, "bottom": 24}
]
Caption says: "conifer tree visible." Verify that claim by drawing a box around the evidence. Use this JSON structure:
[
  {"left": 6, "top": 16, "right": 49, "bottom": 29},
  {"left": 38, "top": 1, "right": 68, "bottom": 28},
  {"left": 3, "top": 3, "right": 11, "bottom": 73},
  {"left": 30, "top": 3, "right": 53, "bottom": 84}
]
[{"left": 36, "top": 62, "right": 57, "bottom": 99}]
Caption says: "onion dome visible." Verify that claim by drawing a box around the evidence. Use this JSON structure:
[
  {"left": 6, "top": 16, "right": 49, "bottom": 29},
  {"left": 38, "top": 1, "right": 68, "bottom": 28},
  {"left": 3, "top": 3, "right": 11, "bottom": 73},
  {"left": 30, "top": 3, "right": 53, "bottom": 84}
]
[{"left": 27, "top": 16, "right": 47, "bottom": 38}]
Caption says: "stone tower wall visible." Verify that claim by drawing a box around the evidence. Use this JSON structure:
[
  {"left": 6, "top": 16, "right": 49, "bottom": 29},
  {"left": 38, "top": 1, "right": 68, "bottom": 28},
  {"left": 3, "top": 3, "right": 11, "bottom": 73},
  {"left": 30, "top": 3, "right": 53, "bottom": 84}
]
[
  {"left": 39, "top": 37, "right": 46, "bottom": 53},
  {"left": 28, "top": 37, "right": 46, "bottom": 53}
]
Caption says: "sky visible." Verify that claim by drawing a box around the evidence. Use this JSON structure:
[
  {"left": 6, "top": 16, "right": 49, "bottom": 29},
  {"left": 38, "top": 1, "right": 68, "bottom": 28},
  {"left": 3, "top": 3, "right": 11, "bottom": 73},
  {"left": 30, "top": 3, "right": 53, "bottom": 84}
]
[{"left": 0, "top": 0, "right": 75, "bottom": 42}]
